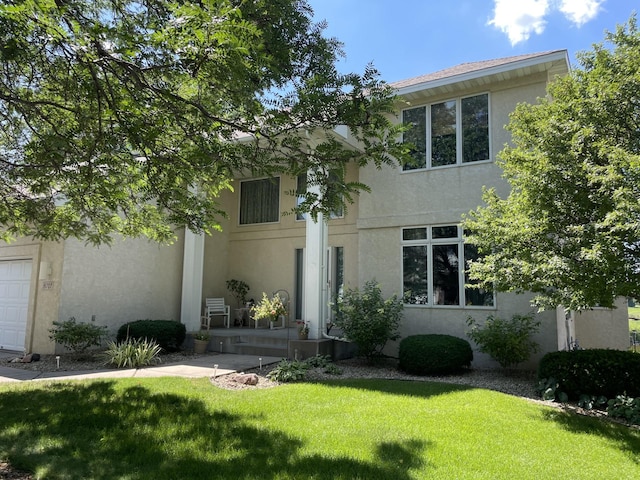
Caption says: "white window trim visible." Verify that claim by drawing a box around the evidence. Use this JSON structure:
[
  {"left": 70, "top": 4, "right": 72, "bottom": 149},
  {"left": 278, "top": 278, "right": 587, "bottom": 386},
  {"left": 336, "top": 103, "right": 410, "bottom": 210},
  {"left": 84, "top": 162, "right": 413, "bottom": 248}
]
[
  {"left": 238, "top": 176, "right": 282, "bottom": 226},
  {"left": 401, "top": 225, "right": 496, "bottom": 309},
  {"left": 401, "top": 92, "right": 492, "bottom": 172}
]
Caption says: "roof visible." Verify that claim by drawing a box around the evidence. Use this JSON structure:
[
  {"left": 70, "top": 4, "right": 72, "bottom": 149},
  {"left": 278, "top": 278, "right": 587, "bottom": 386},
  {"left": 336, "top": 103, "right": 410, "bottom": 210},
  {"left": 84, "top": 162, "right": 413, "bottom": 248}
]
[{"left": 391, "top": 50, "right": 569, "bottom": 96}]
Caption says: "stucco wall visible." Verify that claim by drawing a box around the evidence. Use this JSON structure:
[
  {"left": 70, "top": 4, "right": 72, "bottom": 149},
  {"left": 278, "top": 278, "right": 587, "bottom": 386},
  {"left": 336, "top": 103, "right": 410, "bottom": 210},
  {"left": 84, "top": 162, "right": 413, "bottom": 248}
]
[
  {"left": 204, "top": 169, "right": 360, "bottom": 320},
  {"left": 57, "top": 233, "right": 185, "bottom": 344},
  {"left": 355, "top": 72, "right": 560, "bottom": 368},
  {"left": 574, "top": 297, "right": 629, "bottom": 350},
  {"left": 356, "top": 224, "right": 558, "bottom": 368},
  {"left": 0, "top": 238, "right": 65, "bottom": 354}
]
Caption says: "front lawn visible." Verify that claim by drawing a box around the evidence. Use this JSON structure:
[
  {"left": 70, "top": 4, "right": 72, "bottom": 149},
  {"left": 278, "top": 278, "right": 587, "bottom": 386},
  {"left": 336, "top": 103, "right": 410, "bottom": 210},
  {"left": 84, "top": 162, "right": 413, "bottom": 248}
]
[{"left": 0, "top": 377, "right": 638, "bottom": 479}]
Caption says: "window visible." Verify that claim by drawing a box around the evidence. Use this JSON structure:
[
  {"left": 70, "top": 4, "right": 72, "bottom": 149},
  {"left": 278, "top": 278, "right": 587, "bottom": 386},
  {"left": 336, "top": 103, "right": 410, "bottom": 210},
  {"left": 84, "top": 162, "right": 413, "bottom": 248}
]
[
  {"left": 239, "top": 177, "right": 280, "bottom": 225},
  {"left": 403, "top": 93, "right": 489, "bottom": 170},
  {"left": 402, "top": 225, "right": 494, "bottom": 307},
  {"left": 296, "top": 172, "right": 344, "bottom": 221}
]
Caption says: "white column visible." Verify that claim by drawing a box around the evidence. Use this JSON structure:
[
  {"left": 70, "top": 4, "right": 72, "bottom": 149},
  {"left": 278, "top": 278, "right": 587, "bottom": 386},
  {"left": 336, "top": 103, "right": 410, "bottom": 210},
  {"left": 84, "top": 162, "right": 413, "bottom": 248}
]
[
  {"left": 180, "top": 229, "right": 205, "bottom": 331},
  {"left": 556, "top": 306, "right": 575, "bottom": 351},
  {"left": 303, "top": 212, "right": 329, "bottom": 340}
]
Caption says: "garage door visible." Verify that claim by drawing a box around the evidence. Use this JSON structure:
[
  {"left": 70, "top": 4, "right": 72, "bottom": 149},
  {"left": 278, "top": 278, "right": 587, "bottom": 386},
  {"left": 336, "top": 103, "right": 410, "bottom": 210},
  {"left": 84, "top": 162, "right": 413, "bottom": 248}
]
[{"left": 0, "top": 260, "right": 32, "bottom": 351}]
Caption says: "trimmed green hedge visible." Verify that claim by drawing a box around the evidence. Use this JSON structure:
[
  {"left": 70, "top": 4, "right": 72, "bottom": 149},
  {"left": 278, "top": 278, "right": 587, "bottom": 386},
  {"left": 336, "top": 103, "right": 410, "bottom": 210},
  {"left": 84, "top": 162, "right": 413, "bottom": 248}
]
[
  {"left": 399, "top": 334, "right": 473, "bottom": 375},
  {"left": 538, "top": 349, "right": 640, "bottom": 399},
  {"left": 116, "top": 320, "right": 186, "bottom": 352}
]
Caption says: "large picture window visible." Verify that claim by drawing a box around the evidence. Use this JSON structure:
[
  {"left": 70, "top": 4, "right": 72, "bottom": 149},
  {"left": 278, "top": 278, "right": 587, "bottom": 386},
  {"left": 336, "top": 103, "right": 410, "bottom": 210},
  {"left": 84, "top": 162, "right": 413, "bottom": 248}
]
[
  {"left": 402, "top": 225, "right": 494, "bottom": 307},
  {"left": 239, "top": 177, "right": 280, "bottom": 225},
  {"left": 403, "top": 93, "right": 489, "bottom": 170}
]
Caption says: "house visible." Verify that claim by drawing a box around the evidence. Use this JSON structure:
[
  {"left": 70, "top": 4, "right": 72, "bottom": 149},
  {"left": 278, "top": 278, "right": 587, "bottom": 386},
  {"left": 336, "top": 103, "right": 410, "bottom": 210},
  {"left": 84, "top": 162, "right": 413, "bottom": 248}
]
[{"left": 0, "top": 50, "right": 629, "bottom": 367}]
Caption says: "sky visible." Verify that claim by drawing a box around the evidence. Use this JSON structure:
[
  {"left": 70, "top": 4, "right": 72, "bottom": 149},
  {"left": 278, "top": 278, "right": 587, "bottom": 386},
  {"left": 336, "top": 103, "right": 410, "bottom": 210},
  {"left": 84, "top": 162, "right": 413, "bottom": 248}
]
[{"left": 307, "top": 0, "right": 637, "bottom": 83}]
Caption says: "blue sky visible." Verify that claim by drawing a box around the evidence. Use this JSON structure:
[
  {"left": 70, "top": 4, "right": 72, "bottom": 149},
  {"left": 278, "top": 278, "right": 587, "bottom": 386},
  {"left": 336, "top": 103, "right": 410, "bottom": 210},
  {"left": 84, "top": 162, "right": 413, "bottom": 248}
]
[{"left": 307, "top": 0, "right": 636, "bottom": 83}]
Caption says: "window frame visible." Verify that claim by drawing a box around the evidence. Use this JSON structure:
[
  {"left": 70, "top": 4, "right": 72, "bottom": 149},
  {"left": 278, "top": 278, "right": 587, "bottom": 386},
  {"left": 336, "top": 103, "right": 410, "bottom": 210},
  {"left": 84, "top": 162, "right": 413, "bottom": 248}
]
[
  {"left": 401, "top": 92, "right": 491, "bottom": 171},
  {"left": 295, "top": 172, "right": 345, "bottom": 222},
  {"left": 238, "top": 176, "right": 281, "bottom": 226},
  {"left": 401, "top": 225, "right": 495, "bottom": 308}
]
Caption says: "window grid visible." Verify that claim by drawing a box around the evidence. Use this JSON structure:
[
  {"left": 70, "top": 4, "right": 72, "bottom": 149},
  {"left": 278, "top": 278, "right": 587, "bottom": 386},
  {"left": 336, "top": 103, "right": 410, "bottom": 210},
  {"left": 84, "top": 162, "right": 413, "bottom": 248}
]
[
  {"left": 402, "top": 225, "right": 494, "bottom": 308},
  {"left": 402, "top": 93, "right": 490, "bottom": 171}
]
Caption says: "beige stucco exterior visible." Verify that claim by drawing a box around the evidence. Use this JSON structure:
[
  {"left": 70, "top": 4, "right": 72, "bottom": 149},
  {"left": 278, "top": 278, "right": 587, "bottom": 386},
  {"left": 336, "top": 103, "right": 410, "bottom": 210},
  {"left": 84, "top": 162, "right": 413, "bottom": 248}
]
[
  {"left": 56, "top": 234, "right": 185, "bottom": 347},
  {"left": 354, "top": 68, "right": 568, "bottom": 367},
  {"left": 0, "top": 233, "right": 184, "bottom": 354},
  {"left": 202, "top": 164, "right": 361, "bottom": 319}
]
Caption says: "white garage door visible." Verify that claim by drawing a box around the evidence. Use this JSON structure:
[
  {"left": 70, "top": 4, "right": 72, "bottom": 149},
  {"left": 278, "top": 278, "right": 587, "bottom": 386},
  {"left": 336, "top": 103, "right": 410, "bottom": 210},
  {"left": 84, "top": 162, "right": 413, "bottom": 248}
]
[{"left": 0, "top": 260, "right": 32, "bottom": 351}]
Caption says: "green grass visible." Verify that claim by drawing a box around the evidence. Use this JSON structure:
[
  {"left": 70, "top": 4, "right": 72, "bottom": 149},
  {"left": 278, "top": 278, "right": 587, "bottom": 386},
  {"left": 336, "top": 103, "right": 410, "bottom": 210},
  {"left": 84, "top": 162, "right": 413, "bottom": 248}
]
[{"left": 0, "top": 377, "right": 638, "bottom": 479}]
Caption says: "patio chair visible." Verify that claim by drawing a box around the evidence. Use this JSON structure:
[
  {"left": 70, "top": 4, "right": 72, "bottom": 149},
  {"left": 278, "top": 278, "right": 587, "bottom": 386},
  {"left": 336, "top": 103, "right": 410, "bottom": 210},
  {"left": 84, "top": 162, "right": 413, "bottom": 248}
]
[{"left": 202, "top": 297, "right": 231, "bottom": 329}]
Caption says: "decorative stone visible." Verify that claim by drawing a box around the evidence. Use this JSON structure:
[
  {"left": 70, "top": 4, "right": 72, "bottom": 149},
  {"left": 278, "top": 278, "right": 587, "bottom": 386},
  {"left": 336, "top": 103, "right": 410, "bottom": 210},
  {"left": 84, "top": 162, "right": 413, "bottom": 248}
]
[
  {"left": 232, "top": 373, "right": 259, "bottom": 385},
  {"left": 20, "top": 354, "right": 33, "bottom": 363}
]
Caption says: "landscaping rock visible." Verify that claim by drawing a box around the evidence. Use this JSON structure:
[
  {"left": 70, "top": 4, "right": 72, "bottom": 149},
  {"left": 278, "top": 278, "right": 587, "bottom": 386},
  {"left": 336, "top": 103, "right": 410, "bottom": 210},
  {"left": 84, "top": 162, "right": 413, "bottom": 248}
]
[{"left": 232, "top": 373, "right": 259, "bottom": 385}]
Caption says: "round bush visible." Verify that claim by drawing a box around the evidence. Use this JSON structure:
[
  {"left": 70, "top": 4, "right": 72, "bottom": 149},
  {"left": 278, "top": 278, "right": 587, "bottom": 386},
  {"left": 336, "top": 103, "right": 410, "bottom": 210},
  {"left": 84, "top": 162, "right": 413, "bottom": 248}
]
[
  {"left": 399, "top": 334, "right": 473, "bottom": 375},
  {"left": 116, "top": 320, "right": 186, "bottom": 352},
  {"left": 538, "top": 349, "right": 640, "bottom": 399}
]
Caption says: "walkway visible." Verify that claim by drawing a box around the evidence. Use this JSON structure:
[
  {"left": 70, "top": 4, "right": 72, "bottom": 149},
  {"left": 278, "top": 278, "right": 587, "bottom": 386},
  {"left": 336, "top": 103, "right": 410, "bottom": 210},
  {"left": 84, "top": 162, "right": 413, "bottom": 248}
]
[{"left": 0, "top": 353, "right": 281, "bottom": 383}]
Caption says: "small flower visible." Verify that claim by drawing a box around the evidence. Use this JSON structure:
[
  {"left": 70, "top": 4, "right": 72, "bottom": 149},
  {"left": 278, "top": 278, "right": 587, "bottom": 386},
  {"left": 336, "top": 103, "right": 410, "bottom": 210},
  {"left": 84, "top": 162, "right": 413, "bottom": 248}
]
[{"left": 252, "top": 292, "right": 287, "bottom": 321}]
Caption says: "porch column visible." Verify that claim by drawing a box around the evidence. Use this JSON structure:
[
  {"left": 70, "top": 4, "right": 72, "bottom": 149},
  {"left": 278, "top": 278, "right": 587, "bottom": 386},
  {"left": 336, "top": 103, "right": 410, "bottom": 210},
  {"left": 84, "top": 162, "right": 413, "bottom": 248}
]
[
  {"left": 304, "top": 212, "right": 329, "bottom": 340},
  {"left": 180, "top": 229, "right": 205, "bottom": 331},
  {"left": 556, "top": 306, "right": 575, "bottom": 351}
]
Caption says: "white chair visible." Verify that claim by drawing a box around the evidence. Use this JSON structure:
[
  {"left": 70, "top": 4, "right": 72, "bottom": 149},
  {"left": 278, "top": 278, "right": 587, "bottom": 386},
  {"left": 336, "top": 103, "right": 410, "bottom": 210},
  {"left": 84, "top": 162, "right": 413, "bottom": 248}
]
[{"left": 202, "top": 298, "right": 231, "bottom": 329}]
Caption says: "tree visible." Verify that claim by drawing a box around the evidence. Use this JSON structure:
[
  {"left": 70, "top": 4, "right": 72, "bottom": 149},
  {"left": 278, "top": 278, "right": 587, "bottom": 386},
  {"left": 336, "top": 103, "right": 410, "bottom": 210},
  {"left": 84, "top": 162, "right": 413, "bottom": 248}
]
[
  {"left": 463, "top": 15, "right": 640, "bottom": 311},
  {"left": 0, "top": 0, "right": 409, "bottom": 244}
]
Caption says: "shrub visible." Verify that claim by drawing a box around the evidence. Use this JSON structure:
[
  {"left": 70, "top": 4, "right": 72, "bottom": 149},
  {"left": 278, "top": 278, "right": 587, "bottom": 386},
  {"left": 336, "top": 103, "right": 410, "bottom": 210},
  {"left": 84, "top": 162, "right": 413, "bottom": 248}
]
[
  {"left": 607, "top": 395, "right": 640, "bottom": 425},
  {"left": 101, "top": 338, "right": 162, "bottom": 368},
  {"left": 332, "top": 280, "right": 403, "bottom": 359},
  {"left": 466, "top": 313, "right": 540, "bottom": 368},
  {"left": 267, "top": 359, "right": 308, "bottom": 382},
  {"left": 116, "top": 320, "right": 186, "bottom": 352},
  {"left": 267, "top": 356, "right": 342, "bottom": 382},
  {"left": 398, "top": 334, "right": 473, "bottom": 375},
  {"left": 538, "top": 349, "right": 640, "bottom": 399},
  {"left": 49, "top": 317, "right": 108, "bottom": 354}
]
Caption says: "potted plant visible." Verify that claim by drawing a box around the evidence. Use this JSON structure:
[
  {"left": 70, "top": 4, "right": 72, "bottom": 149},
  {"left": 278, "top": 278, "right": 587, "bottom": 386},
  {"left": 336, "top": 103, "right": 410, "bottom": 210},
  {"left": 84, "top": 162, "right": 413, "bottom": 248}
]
[
  {"left": 193, "top": 331, "right": 210, "bottom": 354},
  {"left": 226, "top": 279, "right": 250, "bottom": 308},
  {"left": 251, "top": 292, "right": 287, "bottom": 329},
  {"left": 227, "top": 279, "right": 251, "bottom": 326},
  {"left": 297, "top": 321, "right": 309, "bottom": 340}
]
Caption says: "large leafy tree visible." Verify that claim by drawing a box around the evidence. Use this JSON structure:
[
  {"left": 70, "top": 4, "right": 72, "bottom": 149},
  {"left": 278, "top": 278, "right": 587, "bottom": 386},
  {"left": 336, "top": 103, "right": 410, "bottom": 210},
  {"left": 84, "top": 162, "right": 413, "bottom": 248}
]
[
  {"left": 464, "top": 15, "right": 640, "bottom": 311},
  {"left": 0, "top": 0, "right": 407, "bottom": 244}
]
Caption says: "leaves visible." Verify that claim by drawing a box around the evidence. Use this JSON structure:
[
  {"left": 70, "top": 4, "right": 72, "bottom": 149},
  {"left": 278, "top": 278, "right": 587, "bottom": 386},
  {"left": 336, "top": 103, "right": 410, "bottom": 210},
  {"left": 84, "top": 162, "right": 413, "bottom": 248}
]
[
  {"left": 332, "top": 280, "right": 403, "bottom": 359},
  {"left": 0, "top": 0, "right": 409, "bottom": 244},
  {"left": 466, "top": 313, "right": 540, "bottom": 368},
  {"left": 463, "top": 14, "right": 640, "bottom": 310}
]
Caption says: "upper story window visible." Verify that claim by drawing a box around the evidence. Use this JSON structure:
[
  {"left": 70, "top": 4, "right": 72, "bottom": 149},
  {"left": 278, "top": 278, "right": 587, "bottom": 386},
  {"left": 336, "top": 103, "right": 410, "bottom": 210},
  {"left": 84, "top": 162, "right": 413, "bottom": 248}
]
[
  {"left": 296, "top": 172, "right": 344, "bottom": 221},
  {"left": 402, "top": 225, "right": 494, "bottom": 307},
  {"left": 239, "top": 177, "right": 280, "bottom": 225},
  {"left": 402, "top": 93, "right": 490, "bottom": 171}
]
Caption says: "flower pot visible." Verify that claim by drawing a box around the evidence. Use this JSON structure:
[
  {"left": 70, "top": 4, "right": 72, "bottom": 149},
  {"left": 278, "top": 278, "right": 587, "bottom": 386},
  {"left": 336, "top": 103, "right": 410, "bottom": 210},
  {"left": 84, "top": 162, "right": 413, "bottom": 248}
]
[
  {"left": 298, "top": 331, "right": 308, "bottom": 340},
  {"left": 194, "top": 338, "right": 209, "bottom": 354}
]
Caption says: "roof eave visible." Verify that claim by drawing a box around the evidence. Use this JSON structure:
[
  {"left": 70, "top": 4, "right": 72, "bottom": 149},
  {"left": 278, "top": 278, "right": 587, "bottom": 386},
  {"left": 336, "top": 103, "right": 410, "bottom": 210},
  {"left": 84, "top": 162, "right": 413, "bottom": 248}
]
[{"left": 395, "top": 50, "right": 570, "bottom": 96}]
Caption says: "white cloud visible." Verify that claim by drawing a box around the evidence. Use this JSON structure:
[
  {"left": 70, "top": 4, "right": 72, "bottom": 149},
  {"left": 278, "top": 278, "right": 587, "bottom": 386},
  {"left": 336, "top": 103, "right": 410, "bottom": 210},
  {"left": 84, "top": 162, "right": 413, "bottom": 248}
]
[
  {"left": 489, "top": 0, "right": 605, "bottom": 45},
  {"left": 558, "top": 0, "right": 604, "bottom": 26},
  {"left": 488, "top": 0, "right": 551, "bottom": 46}
]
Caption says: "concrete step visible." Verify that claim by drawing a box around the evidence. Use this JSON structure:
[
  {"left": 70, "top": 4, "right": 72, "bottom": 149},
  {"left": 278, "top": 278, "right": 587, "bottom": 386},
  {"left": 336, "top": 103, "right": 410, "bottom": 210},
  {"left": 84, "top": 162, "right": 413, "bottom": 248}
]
[{"left": 232, "top": 343, "right": 288, "bottom": 357}]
